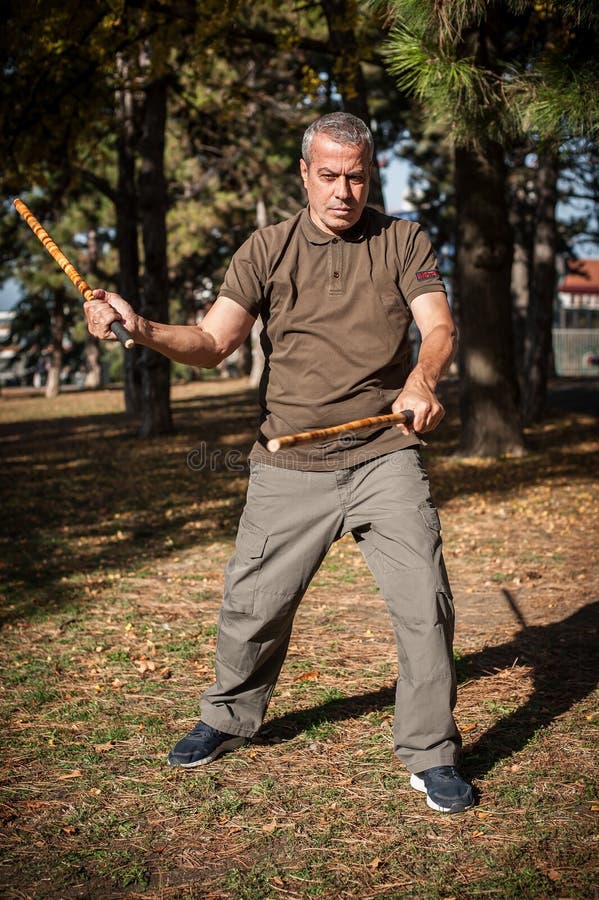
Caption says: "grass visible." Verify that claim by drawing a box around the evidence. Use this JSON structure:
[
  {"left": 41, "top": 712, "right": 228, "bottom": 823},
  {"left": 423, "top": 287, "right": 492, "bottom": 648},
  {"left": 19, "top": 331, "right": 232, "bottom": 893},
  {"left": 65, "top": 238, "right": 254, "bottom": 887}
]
[{"left": 0, "top": 377, "right": 597, "bottom": 898}]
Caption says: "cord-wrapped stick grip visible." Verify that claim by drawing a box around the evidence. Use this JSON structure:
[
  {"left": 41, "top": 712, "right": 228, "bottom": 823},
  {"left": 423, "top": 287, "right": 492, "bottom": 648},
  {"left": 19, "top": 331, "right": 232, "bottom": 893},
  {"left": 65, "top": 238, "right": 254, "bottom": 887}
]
[
  {"left": 13, "top": 199, "right": 134, "bottom": 350},
  {"left": 266, "top": 411, "right": 413, "bottom": 453}
]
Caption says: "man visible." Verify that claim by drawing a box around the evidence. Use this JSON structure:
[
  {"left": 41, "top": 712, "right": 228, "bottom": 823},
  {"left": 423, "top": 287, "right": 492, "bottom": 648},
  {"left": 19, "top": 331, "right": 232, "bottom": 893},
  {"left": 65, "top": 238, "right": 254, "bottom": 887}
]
[{"left": 85, "top": 112, "right": 474, "bottom": 814}]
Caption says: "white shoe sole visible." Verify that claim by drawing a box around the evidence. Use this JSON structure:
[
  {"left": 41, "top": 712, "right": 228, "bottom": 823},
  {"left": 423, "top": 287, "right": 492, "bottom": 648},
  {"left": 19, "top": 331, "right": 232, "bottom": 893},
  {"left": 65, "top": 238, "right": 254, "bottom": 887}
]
[
  {"left": 410, "top": 773, "right": 474, "bottom": 813},
  {"left": 168, "top": 736, "right": 246, "bottom": 768}
]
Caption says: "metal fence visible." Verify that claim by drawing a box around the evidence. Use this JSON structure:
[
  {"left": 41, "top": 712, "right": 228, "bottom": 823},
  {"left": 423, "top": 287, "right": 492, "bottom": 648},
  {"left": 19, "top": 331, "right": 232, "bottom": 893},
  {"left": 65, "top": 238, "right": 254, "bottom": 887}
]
[{"left": 552, "top": 329, "right": 599, "bottom": 377}]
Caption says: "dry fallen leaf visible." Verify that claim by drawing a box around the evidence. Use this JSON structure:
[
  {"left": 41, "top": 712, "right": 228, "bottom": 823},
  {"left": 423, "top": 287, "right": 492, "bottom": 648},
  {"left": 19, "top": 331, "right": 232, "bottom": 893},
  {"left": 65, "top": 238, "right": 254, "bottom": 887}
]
[
  {"left": 293, "top": 670, "right": 319, "bottom": 682},
  {"left": 135, "top": 659, "right": 156, "bottom": 674},
  {"left": 262, "top": 818, "right": 277, "bottom": 833},
  {"left": 370, "top": 857, "right": 382, "bottom": 869},
  {"left": 94, "top": 741, "right": 115, "bottom": 753},
  {"left": 57, "top": 770, "right": 83, "bottom": 781}
]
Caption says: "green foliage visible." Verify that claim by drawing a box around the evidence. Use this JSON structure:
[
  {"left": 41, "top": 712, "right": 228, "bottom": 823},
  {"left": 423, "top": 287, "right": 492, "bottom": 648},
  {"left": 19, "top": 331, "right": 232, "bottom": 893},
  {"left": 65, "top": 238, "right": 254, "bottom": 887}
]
[
  {"left": 382, "top": 0, "right": 599, "bottom": 146},
  {"left": 518, "top": 59, "right": 599, "bottom": 141},
  {"left": 385, "top": 23, "right": 496, "bottom": 117}
]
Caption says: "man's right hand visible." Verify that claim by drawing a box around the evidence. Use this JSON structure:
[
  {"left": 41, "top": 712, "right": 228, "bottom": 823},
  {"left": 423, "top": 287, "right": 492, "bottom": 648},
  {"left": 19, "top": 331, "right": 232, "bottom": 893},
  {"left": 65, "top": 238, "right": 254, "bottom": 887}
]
[{"left": 84, "top": 289, "right": 140, "bottom": 342}]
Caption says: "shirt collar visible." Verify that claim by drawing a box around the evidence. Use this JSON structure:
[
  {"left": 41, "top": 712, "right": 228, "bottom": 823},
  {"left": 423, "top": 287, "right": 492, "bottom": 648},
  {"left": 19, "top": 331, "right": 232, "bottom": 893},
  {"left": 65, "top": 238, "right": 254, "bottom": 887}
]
[{"left": 300, "top": 206, "right": 369, "bottom": 244}]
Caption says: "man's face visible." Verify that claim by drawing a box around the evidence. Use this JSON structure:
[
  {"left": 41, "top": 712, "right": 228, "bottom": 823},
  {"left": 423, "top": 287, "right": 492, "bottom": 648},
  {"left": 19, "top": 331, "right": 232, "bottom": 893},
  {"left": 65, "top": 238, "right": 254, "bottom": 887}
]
[{"left": 300, "top": 133, "right": 371, "bottom": 235}]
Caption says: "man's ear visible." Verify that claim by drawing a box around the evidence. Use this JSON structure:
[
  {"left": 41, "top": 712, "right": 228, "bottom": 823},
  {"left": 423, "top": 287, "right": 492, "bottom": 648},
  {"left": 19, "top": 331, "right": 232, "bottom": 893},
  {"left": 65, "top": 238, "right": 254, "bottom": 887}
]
[{"left": 300, "top": 158, "right": 308, "bottom": 187}]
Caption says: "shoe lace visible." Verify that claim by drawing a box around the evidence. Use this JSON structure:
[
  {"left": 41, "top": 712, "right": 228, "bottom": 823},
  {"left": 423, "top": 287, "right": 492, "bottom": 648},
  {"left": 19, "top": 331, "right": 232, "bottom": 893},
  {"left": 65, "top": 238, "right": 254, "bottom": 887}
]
[{"left": 428, "top": 765, "right": 461, "bottom": 780}]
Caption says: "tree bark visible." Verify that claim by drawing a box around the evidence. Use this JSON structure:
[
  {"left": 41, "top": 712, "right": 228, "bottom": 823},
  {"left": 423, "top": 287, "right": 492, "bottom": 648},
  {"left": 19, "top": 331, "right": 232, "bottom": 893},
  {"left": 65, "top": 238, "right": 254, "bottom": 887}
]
[
  {"left": 521, "top": 147, "right": 559, "bottom": 425},
  {"left": 115, "top": 53, "right": 142, "bottom": 416},
  {"left": 507, "top": 150, "right": 533, "bottom": 381},
  {"left": 45, "top": 296, "right": 65, "bottom": 398},
  {"left": 137, "top": 71, "right": 173, "bottom": 437},
  {"left": 511, "top": 237, "right": 530, "bottom": 375},
  {"left": 455, "top": 141, "right": 525, "bottom": 457},
  {"left": 249, "top": 197, "right": 267, "bottom": 388},
  {"left": 84, "top": 227, "right": 103, "bottom": 389},
  {"left": 180, "top": 269, "right": 203, "bottom": 380}
]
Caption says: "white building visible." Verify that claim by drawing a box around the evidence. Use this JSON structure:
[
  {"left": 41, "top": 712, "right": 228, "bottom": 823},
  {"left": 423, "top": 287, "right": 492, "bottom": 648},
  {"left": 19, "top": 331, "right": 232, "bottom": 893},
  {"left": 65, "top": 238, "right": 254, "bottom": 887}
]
[{"left": 554, "top": 259, "right": 599, "bottom": 376}]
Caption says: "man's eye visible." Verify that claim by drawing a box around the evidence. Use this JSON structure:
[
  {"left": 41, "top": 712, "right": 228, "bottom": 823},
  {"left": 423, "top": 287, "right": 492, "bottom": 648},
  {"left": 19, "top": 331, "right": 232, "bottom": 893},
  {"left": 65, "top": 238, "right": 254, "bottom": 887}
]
[{"left": 350, "top": 176, "right": 365, "bottom": 184}]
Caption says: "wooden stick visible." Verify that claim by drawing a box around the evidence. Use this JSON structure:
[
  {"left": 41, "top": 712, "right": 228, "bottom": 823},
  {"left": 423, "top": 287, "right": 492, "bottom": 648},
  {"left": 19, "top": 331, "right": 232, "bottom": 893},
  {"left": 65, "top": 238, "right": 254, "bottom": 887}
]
[
  {"left": 13, "top": 198, "right": 134, "bottom": 349},
  {"left": 266, "top": 411, "right": 412, "bottom": 452}
]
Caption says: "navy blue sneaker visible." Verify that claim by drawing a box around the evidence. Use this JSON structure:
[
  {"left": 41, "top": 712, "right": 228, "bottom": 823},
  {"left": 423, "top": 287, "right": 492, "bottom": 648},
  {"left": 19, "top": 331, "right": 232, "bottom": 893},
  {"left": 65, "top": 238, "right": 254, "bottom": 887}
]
[
  {"left": 410, "top": 766, "right": 474, "bottom": 813},
  {"left": 168, "top": 721, "right": 246, "bottom": 768}
]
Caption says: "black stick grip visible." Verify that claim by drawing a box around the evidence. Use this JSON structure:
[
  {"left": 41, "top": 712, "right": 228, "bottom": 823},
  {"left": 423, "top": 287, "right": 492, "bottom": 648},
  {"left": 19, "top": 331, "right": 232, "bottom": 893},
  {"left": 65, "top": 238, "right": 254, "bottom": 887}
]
[{"left": 110, "top": 320, "right": 135, "bottom": 349}]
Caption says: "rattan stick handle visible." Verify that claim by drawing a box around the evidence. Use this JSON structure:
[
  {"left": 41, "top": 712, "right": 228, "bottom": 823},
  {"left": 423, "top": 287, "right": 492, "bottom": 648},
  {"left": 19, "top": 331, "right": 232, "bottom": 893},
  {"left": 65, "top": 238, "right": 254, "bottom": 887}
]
[
  {"left": 266, "top": 411, "right": 412, "bottom": 452},
  {"left": 13, "top": 199, "right": 134, "bottom": 349}
]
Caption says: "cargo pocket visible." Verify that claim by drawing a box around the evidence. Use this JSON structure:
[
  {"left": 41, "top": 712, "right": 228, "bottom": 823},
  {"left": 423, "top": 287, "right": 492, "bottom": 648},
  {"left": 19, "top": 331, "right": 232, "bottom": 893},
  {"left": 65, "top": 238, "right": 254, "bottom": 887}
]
[
  {"left": 418, "top": 500, "right": 454, "bottom": 597},
  {"left": 418, "top": 499, "right": 442, "bottom": 552},
  {"left": 225, "top": 519, "right": 268, "bottom": 614}
]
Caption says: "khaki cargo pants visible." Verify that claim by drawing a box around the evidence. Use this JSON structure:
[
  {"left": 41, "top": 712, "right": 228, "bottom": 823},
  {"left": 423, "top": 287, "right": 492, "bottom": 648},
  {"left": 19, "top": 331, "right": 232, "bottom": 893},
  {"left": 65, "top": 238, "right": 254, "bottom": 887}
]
[{"left": 200, "top": 447, "right": 461, "bottom": 773}]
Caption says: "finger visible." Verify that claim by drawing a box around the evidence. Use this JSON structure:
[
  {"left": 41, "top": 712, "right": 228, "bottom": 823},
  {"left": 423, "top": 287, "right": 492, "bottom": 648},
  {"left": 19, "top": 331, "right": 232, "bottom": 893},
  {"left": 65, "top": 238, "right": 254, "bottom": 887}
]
[
  {"left": 83, "top": 302, "right": 121, "bottom": 339},
  {"left": 416, "top": 405, "right": 445, "bottom": 434}
]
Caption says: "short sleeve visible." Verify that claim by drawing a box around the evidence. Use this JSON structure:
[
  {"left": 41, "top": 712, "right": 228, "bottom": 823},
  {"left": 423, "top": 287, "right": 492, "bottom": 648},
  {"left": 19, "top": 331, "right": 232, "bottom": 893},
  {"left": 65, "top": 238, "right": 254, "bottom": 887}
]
[
  {"left": 218, "top": 234, "right": 265, "bottom": 319},
  {"left": 399, "top": 223, "right": 446, "bottom": 304}
]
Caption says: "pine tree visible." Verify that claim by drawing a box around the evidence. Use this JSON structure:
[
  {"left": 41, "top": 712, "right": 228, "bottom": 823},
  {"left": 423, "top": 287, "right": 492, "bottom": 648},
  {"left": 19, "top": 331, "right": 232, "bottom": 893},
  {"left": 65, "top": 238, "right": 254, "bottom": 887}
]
[{"left": 382, "top": 0, "right": 599, "bottom": 455}]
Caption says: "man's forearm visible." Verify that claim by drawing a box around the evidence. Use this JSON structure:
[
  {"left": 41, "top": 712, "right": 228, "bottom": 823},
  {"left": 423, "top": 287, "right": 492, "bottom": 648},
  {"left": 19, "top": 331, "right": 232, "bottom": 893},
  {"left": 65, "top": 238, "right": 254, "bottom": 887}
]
[
  {"left": 407, "top": 322, "right": 458, "bottom": 391},
  {"left": 134, "top": 317, "right": 225, "bottom": 367},
  {"left": 86, "top": 291, "right": 254, "bottom": 366}
]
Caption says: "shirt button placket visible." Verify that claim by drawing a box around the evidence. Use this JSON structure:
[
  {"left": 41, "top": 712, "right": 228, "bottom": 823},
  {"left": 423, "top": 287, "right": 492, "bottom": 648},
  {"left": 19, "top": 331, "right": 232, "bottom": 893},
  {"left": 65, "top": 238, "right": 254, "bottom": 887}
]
[{"left": 329, "top": 238, "right": 342, "bottom": 294}]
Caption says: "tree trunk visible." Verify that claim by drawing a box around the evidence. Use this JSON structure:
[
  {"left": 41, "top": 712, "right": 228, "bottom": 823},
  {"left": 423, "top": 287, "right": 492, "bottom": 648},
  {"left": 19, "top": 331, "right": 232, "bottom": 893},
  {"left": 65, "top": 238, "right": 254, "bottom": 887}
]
[
  {"left": 137, "top": 71, "right": 173, "bottom": 437},
  {"left": 116, "top": 53, "right": 142, "bottom": 415},
  {"left": 455, "top": 141, "right": 525, "bottom": 457},
  {"left": 507, "top": 150, "right": 533, "bottom": 381},
  {"left": 318, "top": 0, "right": 385, "bottom": 210},
  {"left": 511, "top": 237, "right": 530, "bottom": 377},
  {"left": 249, "top": 321, "right": 264, "bottom": 388},
  {"left": 181, "top": 269, "right": 202, "bottom": 380},
  {"left": 45, "top": 298, "right": 64, "bottom": 398},
  {"left": 249, "top": 197, "right": 267, "bottom": 388},
  {"left": 84, "top": 227, "right": 103, "bottom": 389},
  {"left": 522, "top": 147, "right": 559, "bottom": 425}
]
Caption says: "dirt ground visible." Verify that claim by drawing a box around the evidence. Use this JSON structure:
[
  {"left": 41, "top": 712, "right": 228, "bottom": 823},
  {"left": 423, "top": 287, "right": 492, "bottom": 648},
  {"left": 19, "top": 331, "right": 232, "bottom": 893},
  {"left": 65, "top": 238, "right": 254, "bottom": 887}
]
[{"left": 0, "top": 377, "right": 597, "bottom": 898}]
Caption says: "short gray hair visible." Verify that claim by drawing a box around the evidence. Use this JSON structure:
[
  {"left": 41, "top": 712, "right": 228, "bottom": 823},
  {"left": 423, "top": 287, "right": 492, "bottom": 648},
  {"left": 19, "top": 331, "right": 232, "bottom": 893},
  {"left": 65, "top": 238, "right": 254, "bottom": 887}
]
[{"left": 302, "top": 112, "right": 374, "bottom": 167}]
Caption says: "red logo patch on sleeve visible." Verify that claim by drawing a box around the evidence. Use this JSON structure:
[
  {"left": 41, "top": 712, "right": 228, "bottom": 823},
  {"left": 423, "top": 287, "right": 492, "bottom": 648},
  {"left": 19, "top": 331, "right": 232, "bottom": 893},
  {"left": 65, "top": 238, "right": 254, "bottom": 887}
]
[{"left": 416, "top": 268, "right": 441, "bottom": 281}]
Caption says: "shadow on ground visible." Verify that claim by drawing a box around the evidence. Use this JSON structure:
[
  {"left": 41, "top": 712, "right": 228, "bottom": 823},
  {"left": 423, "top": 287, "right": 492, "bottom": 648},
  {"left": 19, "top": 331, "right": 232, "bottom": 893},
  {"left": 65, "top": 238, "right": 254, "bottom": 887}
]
[
  {"left": 258, "top": 601, "right": 598, "bottom": 780},
  {"left": 0, "top": 379, "right": 597, "bottom": 625}
]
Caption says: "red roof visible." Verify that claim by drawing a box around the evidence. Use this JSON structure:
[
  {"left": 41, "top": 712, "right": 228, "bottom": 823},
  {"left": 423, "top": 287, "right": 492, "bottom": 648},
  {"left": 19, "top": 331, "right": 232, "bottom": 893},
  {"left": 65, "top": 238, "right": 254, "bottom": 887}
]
[{"left": 560, "top": 259, "right": 599, "bottom": 293}]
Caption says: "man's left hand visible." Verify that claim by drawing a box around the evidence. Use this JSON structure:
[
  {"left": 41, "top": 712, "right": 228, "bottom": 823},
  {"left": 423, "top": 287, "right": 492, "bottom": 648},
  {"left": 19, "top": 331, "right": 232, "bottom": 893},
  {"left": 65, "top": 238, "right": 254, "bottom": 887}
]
[{"left": 392, "top": 375, "right": 445, "bottom": 435}]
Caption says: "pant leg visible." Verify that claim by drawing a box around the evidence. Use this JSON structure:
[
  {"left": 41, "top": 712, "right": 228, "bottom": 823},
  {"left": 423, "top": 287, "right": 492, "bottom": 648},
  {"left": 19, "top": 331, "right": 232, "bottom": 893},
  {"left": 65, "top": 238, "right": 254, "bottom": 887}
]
[
  {"left": 200, "top": 462, "right": 343, "bottom": 737},
  {"left": 347, "top": 449, "right": 461, "bottom": 773}
]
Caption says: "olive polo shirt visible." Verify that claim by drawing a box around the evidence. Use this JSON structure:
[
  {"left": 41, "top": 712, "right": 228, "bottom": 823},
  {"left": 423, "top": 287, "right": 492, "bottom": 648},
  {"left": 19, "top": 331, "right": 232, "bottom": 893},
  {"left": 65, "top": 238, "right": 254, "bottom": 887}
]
[{"left": 219, "top": 205, "right": 446, "bottom": 470}]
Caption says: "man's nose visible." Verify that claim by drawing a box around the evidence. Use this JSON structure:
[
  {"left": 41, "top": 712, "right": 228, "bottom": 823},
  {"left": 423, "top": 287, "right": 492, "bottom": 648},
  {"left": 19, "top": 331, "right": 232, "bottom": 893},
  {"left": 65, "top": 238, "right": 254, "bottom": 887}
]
[{"left": 334, "top": 177, "right": 351, "bottom": 200}]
